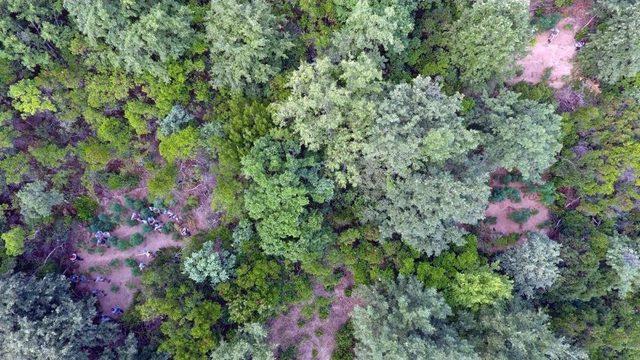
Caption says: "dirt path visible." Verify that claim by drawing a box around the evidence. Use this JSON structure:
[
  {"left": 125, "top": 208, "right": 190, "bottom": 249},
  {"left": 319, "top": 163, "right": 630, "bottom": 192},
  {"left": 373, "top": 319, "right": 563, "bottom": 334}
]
[
  {"left": 74, "top": 224, "right": 184, "bottom": 316},
  {"left": 511, "top": 0, "right": 593, "bottom": 88},
  {"left": 269, "top": 273, "right": 362, "bottom": 360}
]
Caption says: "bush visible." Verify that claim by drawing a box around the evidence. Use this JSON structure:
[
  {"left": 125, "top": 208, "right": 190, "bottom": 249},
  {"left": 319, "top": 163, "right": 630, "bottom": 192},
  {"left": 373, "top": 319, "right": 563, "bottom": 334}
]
[
  {"left": 512, "top": 81, "right": 555, "bottom": 105},
  {"left": 508, "top": 208, "right": 539, "bottom": 224},
  {"left": 490, "top": 187, "right": 521, "bottom": 203},
  {"left": 534, "top": 13, "right": 562, "bottom": 32},
  {"left": 105, "top": 172, "right": 140, "bottom": 190},
  {"left": 332, "top": 321, "right": 355, "bottom": 360},
  {"left": 494, "top": 233, "right": 521, "bottom": 247},
  {"left": 108, "top": 236, "right": 119, "bottom": 247},
  {"left": 90, "top": 214, "right": 117, "bottom": 233},
  {"left": 73, "top": 196, "right": 98, "bottom": 222},
  {"left": 129, "top": 233, "right": 144, "bottom": 246},
  {"left": 109, "top": 203, "right": 124, "bottom": 216},
  {"left": 142, "top": 224, "right": 153, "bottom": 234},
  {"left": 117, "top": 239, "right": 131, "bottom": 251},
  {"left": 125, "top": 258, "right": 137, "bottom": 268}
]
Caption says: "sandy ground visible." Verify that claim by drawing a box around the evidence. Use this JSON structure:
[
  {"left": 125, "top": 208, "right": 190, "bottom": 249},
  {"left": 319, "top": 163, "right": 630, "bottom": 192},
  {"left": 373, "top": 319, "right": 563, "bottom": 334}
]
[
  {"left": 269, "top": 273, "right": 362, "bottom": 360},
  {"left": 485, "top": 182, "right": 551, "bottom": 235},
  {"left": 511, "top": 0, "right": 593, "bottom": 88},
  {"left": 74, "top": 223, "right": 184, "bottom": 316}
]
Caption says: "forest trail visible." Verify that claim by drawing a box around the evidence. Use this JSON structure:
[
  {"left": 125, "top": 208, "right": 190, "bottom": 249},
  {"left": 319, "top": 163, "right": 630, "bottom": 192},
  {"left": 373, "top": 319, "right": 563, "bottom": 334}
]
[
  {"left": 511, "top": 0, "right": 593, "bottom": 88},
  {"left": 269, "top": 273, "right": 362, "bottom": 360}
]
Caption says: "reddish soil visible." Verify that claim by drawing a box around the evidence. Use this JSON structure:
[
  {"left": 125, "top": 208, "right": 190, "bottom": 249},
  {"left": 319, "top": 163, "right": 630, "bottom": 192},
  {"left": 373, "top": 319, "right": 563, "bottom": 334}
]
[
  {"left": 269, "top": 273, "right": 362, "bottom": 360},
  {"left": 511, "top": 0, "right": 594, "bottom": 89},
  {"left": 485, "top": 182, "right": 551, "bottom": 235},
  {"left": 74, "top": 224, "right": 184, "bottom": 316}
]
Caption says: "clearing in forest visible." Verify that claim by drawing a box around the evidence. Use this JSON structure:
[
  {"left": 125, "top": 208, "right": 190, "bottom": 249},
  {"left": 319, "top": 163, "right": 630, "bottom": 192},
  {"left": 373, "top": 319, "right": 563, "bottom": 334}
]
[
  {"left": 269, "top": 273, "right": 362, "bottom": 360},
  {"left": 510, "top": 0, "right": 594, "bottom": 89}
]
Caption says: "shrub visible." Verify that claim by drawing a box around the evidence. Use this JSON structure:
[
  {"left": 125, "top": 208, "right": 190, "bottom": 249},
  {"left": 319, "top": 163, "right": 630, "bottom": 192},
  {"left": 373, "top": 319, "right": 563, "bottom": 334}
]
[
  {"left": 73, "top": 196, "right": 99, "bottom": 222},
  {"left": 90, "top": 214, "right": 117, "bottom": 233},
  {"left": 142, "top": 224, "right": 153, "bottom": 234},
  {"left": 534, "top": 13, "right": 562, "bottom": 32},
  {"left": 508, "top": 208, "right": 539, "bottom": 224},
  {"left": 494, "top": 233, "right": 521, "bottom": 247},
  {"left": 129, "top": 233, "right": 144, "bottom": 247},
  {"left": 105, "top": 172, "right": 140, "bottom": 190},
  {"left": 117, "top": 239, "right": 131, "bottom": 251},
  {"left": 125, "top": 258, "right": 138, "bottom": 268}
]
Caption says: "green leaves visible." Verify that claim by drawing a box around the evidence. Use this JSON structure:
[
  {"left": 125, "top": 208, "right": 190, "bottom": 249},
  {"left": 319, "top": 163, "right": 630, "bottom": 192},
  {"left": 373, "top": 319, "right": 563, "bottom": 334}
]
[
  {"left": 241, "top": 135, "right": 334, "bottom": 261},
  {"left": 8, "top": 79, "right": 56, "bottom": 117}
]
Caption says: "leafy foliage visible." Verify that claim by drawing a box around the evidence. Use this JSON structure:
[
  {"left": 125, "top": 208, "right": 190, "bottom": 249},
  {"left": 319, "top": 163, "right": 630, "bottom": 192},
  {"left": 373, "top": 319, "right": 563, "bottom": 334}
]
[{"left": 183, "top": 241, "right": 236, "bottom": 286}]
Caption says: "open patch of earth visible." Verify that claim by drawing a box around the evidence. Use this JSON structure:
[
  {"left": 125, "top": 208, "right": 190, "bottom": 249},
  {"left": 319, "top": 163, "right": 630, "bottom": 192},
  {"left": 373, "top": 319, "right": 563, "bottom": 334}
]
[
  {"left": 510, "top": 0, "right": 594, "bottom": 89},
  {"left": 269, "top": 272, "right": 362, "bottom": 360}
]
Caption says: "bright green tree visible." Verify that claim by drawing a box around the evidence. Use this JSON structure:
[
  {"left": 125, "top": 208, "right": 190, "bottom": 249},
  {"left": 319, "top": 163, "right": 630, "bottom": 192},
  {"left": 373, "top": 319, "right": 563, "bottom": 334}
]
[
  {"left": 8, "top": 79, "right": 56, "bottom": 117},
  {"left": 158, "top": 126, "right": 200, "bottom": 163},
  {"left": 273, "top": 54, "right": 383, "bottom": 187},
  {"left": 1, "top": 226, "right": 25, "bottom": 256},
  {"left": 241, "top": 134, "right": 334, "bottom": 262}
]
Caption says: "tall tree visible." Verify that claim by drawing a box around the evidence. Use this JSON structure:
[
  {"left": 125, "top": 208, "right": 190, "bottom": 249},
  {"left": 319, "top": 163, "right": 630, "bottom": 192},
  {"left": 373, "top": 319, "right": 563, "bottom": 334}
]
[
  {"left": 579, "top": 4, "right": 640, "bottom": 85},
  {"left": 606, "top": 234, "right": 640, "bottom": 297},
  {"left": 360, "top": 77, "right": 489, "bottom": 256},
  {"left": 241, "top": 133, "right": 334, "bottom": 262},
  {"left": 206, "top": 0, "right": 290, "bottom": 91},
  {"left": 273, "top": 54, "right": 383, "bottom": 187},
  {"left": 459, "top": 300, "right": 587, "bottom": 360},
  {"left": 498, "top": 232, "right": 562, "bottom": 299},
  {"left": 448, "top": 0, "right": 531, "bottom": 90},
  {"left": 471, "top": 90, "right": 563, "bottom": 182},
  {"left": 209, "top": 323, "right": 274, "bottom": 360},
  {"left": 329, "top": 0, "right": 417, "bottom": 59},
  {"left": 16, "top": 180, "right": 64, "bottom": 224},
  {"left": 0, "top": 273, "right": 116, "bottom": 359},
  {"left": 351, "top": 276, "right": 479, "bottom": 359},
  {"left": 64, "top": 0, "right": 194, "bottom": 80}
]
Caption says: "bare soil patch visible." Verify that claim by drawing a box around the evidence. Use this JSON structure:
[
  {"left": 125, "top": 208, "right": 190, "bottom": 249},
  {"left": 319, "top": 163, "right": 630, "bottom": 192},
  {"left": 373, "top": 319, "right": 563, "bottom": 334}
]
[
  {"left": 511, "top": 0, "right": 594, "bottom": 89},
  {"left": 73, "top": 224, "right": 184, "bottom": 316},
  {"left": 269, "top": 273, "right": 362, "bottom": 360}
]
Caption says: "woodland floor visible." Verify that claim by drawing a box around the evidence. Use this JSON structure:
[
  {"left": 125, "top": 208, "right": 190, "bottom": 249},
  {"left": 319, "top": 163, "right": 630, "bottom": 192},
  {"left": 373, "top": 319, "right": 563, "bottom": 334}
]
[
  {"left": 269, "top": 272, "right": 362, "bottom": 360},
  {"left": 71, "top": 160, "right": 217, "bottom": 318},
  {"left": 511, "top": 0, "right": 595, "bottom": 89}
]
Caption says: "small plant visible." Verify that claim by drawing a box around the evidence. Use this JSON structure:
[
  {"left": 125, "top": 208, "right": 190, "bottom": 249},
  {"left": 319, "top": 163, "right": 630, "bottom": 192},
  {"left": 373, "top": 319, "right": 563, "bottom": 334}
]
[
  {"left": 108, "top": 236, "right": 119, "bottom": 247},
  {"left": 508, "top": 208, "right": 539, "bottom": 225},
  {"left": 109, "top": 203, "right": 124, "bottom": 216},
  {"left": 142, "top": 224, "right": 153, "bottom": 234},
  {"left": 129, "top": 233, "right": 144, "bottom": 246},
  {"left": 117, "top": 239, "right": 131, "bottom": 251},
  {"left": 554, "top": 0, "right": 574, "bottom": 7},
  {"left": 301, "top": 304, "right": 315, "bottom": 321},
  {"left": 494, "top": 233, "right": 520, "bottom": 247},
  {"left": 484, "top": 216, "right": 498, "bottom": 225},
  {"left": 126, "top": 219, "right": 138, "bottom": 226},
  {"left": 315, "top": 328, "right": 324, "bottom": 337},
  {"left": 109, "top": 259, "right": 122, "bottom": 268},
  {"left": 110, "top": 285, "right": 120, "bottom": 293},
  {"left": 534, "top": 12, "right": 562, "bottom": 32},
  {"left": 125, "top": 258, "right": 138, "bottom": 268}
]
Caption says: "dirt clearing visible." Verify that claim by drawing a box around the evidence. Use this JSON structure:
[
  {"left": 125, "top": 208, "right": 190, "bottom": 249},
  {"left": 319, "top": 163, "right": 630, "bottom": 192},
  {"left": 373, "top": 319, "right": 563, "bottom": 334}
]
[
  {"left": 269, "top": 273, "right": 362, "bottom": 360},
  {"left": 511, "top": 0, "right": 594, "bottom": 88}
]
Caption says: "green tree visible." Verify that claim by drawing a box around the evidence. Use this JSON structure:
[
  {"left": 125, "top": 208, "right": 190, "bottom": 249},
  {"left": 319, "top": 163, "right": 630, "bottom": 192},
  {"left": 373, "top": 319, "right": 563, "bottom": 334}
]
[
  {"left": 449, "top": 271, "right": 513, "bottom": 310},
  {"left": 498, "top": 232, "right": 562, "bottom": 299},
  {"left": 1, "top": 226, "right": 25, "bottom": 256},
  {"left": 16, "top": 180, "right": 64, "bottom": 224},
  {"left": 8, "top": 79, "right": 56, "bottom": 117},
  {"left": 0, "top": 0, "right": 72, "bottom": 70},
  {"left": 64, "top": 0, "right": 194, "bottom": 80},
  {"left": 158, "top": 126, "right": 200, "bottom": 163},
  {"left": 472, "top": 90, "right": 563, "bottom": 181},
  {"left": 158, "top": 104, "right": 192, "bottom": 136},
  {"left": 330, "top": 0, "right": 417, "bottom": 58},
  {"left": 459, "top": 300, "right": 587, "bottom": 360},
  {"left": 209, "top": 323, "right": 274, "bottom": 360},
  {"left": 183, "top": 241, "right": 236, "bottom": 286},
  {"left": 579, "top": 4, "right": 640, "bottom": 84},
  {"left": 241, "top": 134, "right": 334, "bottom": 262},
  {"left": 448, "top": 0, "right": 531, "bottom": 89},
  {"left": 351, "top": 276, "right": 479, "bottom": 359},
  {"left": 206, "top": 0, "right": 290, "bottom": 91},
  {"left": 0, "top": 153, "right": 30, "bottom": 185},
  {"left": 273, "top": 54, "right": 383, "bottom": 187},
  {"left": 606, "top": 234, "right": 640, "bottom": 297},
  {"left": 136, "top": 249, "right": 222, "bottom": 360},
  {"left": 0, "top": 273, "right": 116, "bottom": 359}
]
